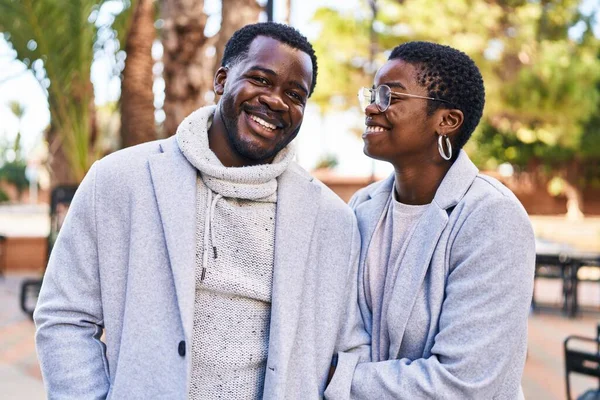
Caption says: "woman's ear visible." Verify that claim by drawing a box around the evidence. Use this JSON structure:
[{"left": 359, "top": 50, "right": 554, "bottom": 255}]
[
  {"left": 214, "top": 67, "right": 228, "bottom": 95},
  {"left": 438, "top": 109, "right": 464, "bottom": 139}
]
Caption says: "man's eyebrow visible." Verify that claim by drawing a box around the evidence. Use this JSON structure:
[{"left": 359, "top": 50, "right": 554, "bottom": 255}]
[
  {"left": 290, "top": 81, "right": 308, "bottom": 96},
  {"left": 247, "top": 65, "right": 277, "bottom": 76},
  {"left": 247, "top": 65, "right": 309, "bottom": 95}
]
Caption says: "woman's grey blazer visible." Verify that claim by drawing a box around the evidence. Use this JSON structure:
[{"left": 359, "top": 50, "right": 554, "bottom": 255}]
[{"left": 326, "top": 150, "right": 535, "bottom": 400}]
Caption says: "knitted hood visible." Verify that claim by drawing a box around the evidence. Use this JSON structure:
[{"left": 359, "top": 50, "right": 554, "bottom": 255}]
[
  {"left": 175, "top": 105, "right": 295, "bottom": 202},
  {"left": 175, "top": 105, "right": 295, "bottom": 280}
]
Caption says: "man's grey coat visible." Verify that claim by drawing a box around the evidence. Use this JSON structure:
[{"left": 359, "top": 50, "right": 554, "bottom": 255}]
[
  {"left": 326, "top": 151, "right": 535, "bottom": 399},
  {"left": 34, "top": 136, "right": 365, "bottom": 399}
]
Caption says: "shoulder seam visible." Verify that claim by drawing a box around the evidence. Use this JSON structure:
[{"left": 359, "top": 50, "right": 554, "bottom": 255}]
[{"left": 475, "top": 174, "right": 510, "bottom": 198}]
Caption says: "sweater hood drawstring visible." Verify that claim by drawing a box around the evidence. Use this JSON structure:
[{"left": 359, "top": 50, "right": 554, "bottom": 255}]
[{"left": 201, "top": 186, "right": 222, "bottom": 281}]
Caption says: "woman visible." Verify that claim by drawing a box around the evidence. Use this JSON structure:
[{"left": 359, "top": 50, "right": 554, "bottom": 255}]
[{"left": 326, "top": 42, "right": 535, "bottom": 399}]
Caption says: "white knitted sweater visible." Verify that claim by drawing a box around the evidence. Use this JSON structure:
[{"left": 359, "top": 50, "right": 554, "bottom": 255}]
[{"left": 176, "top": 106, "right": 294, "bottom": 400}]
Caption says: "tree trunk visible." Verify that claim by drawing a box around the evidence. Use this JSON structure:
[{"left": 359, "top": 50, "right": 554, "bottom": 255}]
[
  {"left": 121, "top": 0, "right": 157, "bottom": 148},
  {"left": 283, "top": 0, "right": 291, "bottom": 24},
  {"left": 48, "top": 84, "right": 97, "bottom": 188},
  {"left": 564, "top": 160, "right": 585, "bottom": 220},
  {"left": 161, "top": 0, "right": 209, "bottom": 136},
  {"left": 46, "top": 125, "right": 76, "bottom": 187},
  {"left": 215, "top": 0, "right": 261, "bottom": 67},
  {"left": 161, "top": 0, "right": 261, "bottom": 137}
]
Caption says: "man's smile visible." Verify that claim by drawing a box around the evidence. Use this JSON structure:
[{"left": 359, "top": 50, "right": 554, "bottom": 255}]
[{"left": 243, "top": 110, "right": 285, "bottom": 140}]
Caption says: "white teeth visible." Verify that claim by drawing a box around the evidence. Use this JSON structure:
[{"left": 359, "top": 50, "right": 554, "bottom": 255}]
[
  {"left": 366, "top": 126, "right": 387, "bottom": 133},
  {"left": 250, "top": 115, "right": 276, "bottom": 130}
]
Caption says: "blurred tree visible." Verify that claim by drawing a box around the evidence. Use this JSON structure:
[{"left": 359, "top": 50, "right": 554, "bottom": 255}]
[
  {"left": 8, "top": 101, "right": 25, "bottom": 162},
  {"left": 120, "top": 0, "right": 158, "bottom": 147},
  {"left": 160, "top": 0, "right": 261, "bottom": 136},
  {"left": 311, "top": 0, "right": 600, "bottom": 217},
  {"left": 0, "top": 101, "right": 28, "bottom": 201},
  {"left": 283, "top": 0, "right": 292, "bottom": 24},
  {"left": 161, "top": 0, "right": 209, "bottom": 136},
  {"left": 0, "top": 0, "right": 103, "bottom": 186},
  {"left": 0, "top": 161, "right": 28, "bottom": 201}
]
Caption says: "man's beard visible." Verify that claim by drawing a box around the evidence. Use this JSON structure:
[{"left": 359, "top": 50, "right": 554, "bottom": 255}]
[{"left": 219, "top": 97, "right": 300, "bottom": 164}]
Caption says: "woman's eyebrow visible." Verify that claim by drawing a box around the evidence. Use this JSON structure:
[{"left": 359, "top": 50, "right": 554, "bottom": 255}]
[{"left": 383, "top": 81, "right": 407, "bottom": 90}]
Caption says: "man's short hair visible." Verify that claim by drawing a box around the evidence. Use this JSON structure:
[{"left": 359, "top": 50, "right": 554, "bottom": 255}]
[
  {"left": 222, "top": 22, "right": 318, "bottom": 96},
  {"left": 389, "top": 41, "right": 485, "bottom": 152}
]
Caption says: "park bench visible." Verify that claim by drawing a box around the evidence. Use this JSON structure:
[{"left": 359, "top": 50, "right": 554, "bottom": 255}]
[{"left": 534, "top": 251, "right": 600, "bottom": 318}]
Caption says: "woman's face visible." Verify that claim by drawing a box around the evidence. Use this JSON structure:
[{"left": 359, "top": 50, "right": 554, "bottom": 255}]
[{"left": 361, "top": 59, "right": 440, "bottom": 165}]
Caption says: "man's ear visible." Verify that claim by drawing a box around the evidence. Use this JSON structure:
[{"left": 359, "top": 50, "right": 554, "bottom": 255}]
[
  {"left": 438, "top": 109, "right": 464, "bottom": 139},
  {"left": 214, "top": 67, "right": 228, "bottom": 95}
]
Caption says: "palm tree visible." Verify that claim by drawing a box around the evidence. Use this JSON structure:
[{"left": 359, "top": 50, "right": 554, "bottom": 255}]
[
  {"left": 8, "top": 101, "right": 25, "bottom": 162},
  {"left": 283, "top": 0, "right": 291, "bottom": 24},
  {"left": 160, "top": 0, "right": 209, "bottom": 136},
  {"left": 160, "top": 0, "right": 261, "bottom": 136},
  {"left": 214, "top": 0, "right": 261, "bottom": 69},
  {"left": 0, "top": 0, "right": 102, "bottom": 186},
  {"left": 120, "top": 0, "right": 157, "bottom": 148}
]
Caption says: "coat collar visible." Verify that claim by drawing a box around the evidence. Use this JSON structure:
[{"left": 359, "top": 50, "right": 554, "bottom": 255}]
[
  {"left": 263, "top": 164, "right": 321, "bottom": 395},
  {"left": 363, "top": 150, "right": 478, "bottom": 208},
  {"left": 148, "top": 136, "right": 197, "bottom": 342},
  {"left": 431, "top": 150, "right": 479, "bottom": 210},
  {"left": 357, "top": 150, "right": 479, "bottom": 358},
  {"left": 147, "top": 136, "right": 197, "bottom": 383}
]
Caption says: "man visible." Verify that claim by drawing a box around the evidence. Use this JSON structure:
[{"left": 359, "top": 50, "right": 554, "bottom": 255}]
[{"left": 34, "top": 22, "right": 368, "bottom": 399}]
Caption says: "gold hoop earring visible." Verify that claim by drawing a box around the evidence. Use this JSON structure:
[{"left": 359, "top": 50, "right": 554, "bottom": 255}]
[{"left": 438, "top": 135, "right": 452, "bottom": 161}]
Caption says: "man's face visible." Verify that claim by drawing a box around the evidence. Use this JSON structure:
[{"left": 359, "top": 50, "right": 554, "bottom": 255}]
[
  {"left": 362, "top": 59, "right": 441, "bottom": 164},
  {"left": 216, "top": 36, "right": 313, "bottom": 163}
]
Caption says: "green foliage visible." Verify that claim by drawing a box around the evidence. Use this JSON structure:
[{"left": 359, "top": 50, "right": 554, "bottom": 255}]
[
  {"left": 310, "top": 0, "right": 600, "bottom": 185},
  {"left": 0, "top": 0, "right": 106, "bottom": 182},
  {"left": 311, "top": 7, "right": 375, "bottom": 113},
  {"left": 0, "top": 188, "right": 9, "bottom": 203},
  {"left": 0, "top": 160, "right": 28, "bottom": 195},
  {"left": 315, "top": 153, "right": 339, "bottom": 170}
]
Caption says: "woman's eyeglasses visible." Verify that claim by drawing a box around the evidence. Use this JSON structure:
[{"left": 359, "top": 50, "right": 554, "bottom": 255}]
[{"left": 357, "top": 84, "right": 451, "bottom": 112}]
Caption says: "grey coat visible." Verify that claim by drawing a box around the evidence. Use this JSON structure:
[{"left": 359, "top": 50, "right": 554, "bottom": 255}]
[
  {"left": 326, "top": 151, "right": 535, "bottom": 400},
  {"left": 34, "top": 136, "right": 365, "bottom": 399}
]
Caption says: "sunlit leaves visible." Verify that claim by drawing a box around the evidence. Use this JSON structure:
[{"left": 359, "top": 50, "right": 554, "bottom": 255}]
[{"left": 310, "top": 0, "right": 600, "bottom": 179}]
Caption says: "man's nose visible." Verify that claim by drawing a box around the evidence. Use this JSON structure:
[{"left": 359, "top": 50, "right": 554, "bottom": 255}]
[{"left": 259, "top": 91, "right": 289, "bottom": 112}]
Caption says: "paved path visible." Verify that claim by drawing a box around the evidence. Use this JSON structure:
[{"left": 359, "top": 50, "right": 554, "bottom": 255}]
[
  {"left": 0, "top": 273, "right": 598, "bottom": 398},
  {"left": 0, "top": 274, "right": 45, "bottom": 399}
]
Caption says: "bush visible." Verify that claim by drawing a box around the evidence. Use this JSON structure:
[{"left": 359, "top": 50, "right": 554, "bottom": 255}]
[
  {"left": 0, "top": 188, "right": 9, "bottom": 203},
  {"left": 0, "top": 161, "right": 28, "bottom": 198}
]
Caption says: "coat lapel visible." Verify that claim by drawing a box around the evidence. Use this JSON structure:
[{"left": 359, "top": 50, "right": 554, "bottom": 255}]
[
  {"left": 265, "top": 165, "right": 320, "bottom": 393},
  {"left": 355, "top": 175, "right": 395, "bottom": 269},
  {"left": 148, "top": 137, "right": 197, "bottom": 344},
  {"left": 386, "top": 205, "right": 448, "bottom": 358},
  {"left": 372, "top": 151, "right": 479, "bottom": 359}
]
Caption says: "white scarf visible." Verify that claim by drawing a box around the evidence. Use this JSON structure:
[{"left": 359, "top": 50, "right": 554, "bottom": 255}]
[{"left": 175, "top": 105, "right": 295, "bottom": 202}]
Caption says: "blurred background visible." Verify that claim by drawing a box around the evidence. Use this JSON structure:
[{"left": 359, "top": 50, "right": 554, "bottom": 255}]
[{"left": 0, "top": 0, "right": 599, "bottom": 398}]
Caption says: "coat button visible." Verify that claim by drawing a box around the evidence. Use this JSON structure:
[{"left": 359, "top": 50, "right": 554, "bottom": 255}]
[{"left": 178, "top": 340, "right": 186, "bottom": 357}]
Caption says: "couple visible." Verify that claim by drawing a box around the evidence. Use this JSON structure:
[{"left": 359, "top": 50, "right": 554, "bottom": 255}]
[{"left": 34, "top": 22, "right": 535, "bottom": 399}]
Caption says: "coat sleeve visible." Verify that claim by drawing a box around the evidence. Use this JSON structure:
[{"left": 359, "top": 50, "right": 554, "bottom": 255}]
[
  {"left": 34, "top": 162, "right": 110, "bottom": 399},
  {"left": 324, "top": 196, "right": 372, "bottom": 399},
  {"left": 328, "top": 196, "right": 535, "bottom": 400}
]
